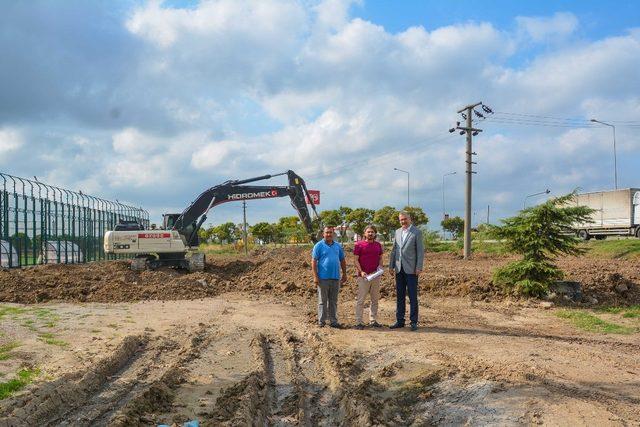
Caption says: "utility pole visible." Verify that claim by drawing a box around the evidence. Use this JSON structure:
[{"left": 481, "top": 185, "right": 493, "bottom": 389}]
[
  {"left": 450, "top": 102, "right": 486, "bottom": 260},
  {"left": 487, "top": 205, "right": 490, "bottom": 225},
  {"left": 393, "top": 168, "right": 410, "bottom": 207},
  {"left": 242, "top": 201, "right": 248, "bottom": 256}
]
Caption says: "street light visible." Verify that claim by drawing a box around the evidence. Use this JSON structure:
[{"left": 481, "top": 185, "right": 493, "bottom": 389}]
[
  {"left": 394, "top": 168, "right": 410, "bottom": 207},
  {"left": 442, "top": 171, "right": 456, "bottom": 238},
  {"left": 523, "top": 189, "right": 551, "bottom": 209},
  {"left": 590, "top": 119, "right": 618, "bottom": 190}
]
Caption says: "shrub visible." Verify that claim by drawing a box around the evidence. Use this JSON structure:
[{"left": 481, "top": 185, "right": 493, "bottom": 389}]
[{"left": 490, "top": 192, "right": 594, "bottom": 297}]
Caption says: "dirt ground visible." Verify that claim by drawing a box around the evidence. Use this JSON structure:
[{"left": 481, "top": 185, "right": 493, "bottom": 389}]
[{"left": 0, "top": 248, "right": 639, "bottom": 426}]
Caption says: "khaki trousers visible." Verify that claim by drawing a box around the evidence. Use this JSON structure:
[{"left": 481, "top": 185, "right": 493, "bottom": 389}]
[{"left": 355, "top": 276, "right": 381, "bottom": 324}]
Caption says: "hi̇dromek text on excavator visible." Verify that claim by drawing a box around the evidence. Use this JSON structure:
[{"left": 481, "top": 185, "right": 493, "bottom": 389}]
[{"left": 104, "top": 170, "right": 320, "bottom": 271}]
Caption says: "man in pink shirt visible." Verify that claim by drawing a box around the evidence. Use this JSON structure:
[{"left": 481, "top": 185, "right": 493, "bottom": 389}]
[{"left": 354, "top": 225, "right": 384, "bottom": 329}]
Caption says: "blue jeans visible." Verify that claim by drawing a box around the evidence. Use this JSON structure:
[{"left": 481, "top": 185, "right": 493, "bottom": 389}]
[{"left": 395, "top": 268, "right": 418, "bottom": 325}]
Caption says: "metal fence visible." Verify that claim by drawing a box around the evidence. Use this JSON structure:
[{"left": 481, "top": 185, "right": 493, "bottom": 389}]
[{"left": 0, "top": 172, "right": 149, "bottom": 268}]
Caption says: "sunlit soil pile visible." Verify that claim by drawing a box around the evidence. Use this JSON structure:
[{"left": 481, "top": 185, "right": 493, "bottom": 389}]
[{"left": 0, "top": 247, "right": 638, "bottom": 306}]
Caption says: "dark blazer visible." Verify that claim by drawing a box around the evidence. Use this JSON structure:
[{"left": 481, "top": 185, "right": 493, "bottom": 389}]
[{"left": 388, "top": 224, "right": 424, "bottom": 274}]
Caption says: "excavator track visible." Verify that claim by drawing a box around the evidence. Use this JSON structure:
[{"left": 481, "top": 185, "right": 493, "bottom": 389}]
[{"left": 187, "top": 252, "right": 206, "bottom": 272}]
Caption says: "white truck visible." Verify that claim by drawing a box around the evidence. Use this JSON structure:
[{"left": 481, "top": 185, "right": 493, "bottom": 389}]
[{"left": 571, "top": 188, "right": 640, "bottom": 240}]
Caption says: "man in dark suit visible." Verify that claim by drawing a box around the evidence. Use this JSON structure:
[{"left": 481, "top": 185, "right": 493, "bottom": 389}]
[{"left": 388, "top": 211, "right": 424, "bottom": 331}]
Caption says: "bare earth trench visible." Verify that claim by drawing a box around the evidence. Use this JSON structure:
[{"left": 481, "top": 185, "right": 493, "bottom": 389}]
[{"left": 1, "top": 290, "right": 639, "bottom": 426}]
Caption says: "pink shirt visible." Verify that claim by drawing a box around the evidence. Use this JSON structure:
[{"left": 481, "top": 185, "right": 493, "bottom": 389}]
[{"left": 354, "top": 240, "right": 383, "bottom": 274}]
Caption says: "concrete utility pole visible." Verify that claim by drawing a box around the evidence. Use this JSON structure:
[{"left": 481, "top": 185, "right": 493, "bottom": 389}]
[
  {"left": 453, "top": 102, "right": 483, "bottom": 260},
  {"left": 242, "top": 201, "right": 248, "bottom": 255}
]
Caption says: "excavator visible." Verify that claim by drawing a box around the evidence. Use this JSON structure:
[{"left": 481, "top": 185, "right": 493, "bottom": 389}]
[{"left": 104, "top": 170, "right": 320, "bottom": 271}]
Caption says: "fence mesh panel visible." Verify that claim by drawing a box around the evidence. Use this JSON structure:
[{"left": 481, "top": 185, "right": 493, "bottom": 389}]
[{"left": 0, "top": 173, "right": 149, "bottom": 267}]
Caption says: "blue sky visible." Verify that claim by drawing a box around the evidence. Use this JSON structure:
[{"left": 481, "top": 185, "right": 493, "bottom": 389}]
[
  {"left": 0, "top": 0, "right": 638, "bottom": 228},
  {"left": 355, "top": 1, "right": 639, "bottom": 39}
]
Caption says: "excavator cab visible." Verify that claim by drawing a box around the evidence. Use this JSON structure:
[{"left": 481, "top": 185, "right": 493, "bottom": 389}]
[
  {"left": 163, "top": 214, "right": 199, "bottom": 246},
  {"left": 162, "top": 214, "right": 180, "bottom": 230},
  {"left": 114, "top": 220, "right": 144, "bottom": 231}
]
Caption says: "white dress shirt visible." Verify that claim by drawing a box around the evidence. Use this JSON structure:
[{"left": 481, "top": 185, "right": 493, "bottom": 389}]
[{"left": 401, "top": 227, "right": 409, "bottom": 244}]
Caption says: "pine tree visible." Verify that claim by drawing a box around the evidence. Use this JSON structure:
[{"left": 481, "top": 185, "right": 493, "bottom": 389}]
[{"left": 491, "top": 192, "right": 594, "bottom": 297}]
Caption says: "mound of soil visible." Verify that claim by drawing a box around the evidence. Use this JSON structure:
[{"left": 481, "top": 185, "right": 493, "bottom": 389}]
[{"left": 0, "top": 247, "right": 638, "bottom": 306}]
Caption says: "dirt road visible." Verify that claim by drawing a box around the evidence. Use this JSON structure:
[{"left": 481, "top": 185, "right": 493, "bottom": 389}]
[{"left": 1, "top": 292, "right": 638, "bottom": 426}]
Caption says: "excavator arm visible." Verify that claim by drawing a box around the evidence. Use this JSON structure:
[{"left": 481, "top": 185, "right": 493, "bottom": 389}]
[{"left": 173, "top": 170, "right": 320, "bottom": 246}]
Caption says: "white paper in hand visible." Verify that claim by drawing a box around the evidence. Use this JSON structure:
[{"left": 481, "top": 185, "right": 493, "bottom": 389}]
[{"left": 365, "top": 267, "right": 384, "bottom": 282}]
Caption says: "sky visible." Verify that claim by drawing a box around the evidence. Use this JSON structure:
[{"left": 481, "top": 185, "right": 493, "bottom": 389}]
[{"left": 0, "top": 0, "right": 639, "bottom": 228}]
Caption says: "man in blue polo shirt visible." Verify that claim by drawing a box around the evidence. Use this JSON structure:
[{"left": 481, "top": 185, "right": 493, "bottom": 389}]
[{"left": 312, "top": 226, "right": 347, "bottom": 328}]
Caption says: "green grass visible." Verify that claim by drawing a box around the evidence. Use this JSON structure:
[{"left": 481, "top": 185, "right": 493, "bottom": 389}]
[
  {"left": 37, "top": 333, "right": 68, "bottom": 347},
  {"left": 583, "top": 239, "right": 640, "bottom": 259},
  {"left": 0, "top": 306, "right": 27, "bottom": 320},
  {"left": 556, "top": 310, "right": 636, "bottom": 334},
  {"left": 20, "top": 319, "right": 39, "bottom": 332},
  {"left": 0, "top": 368, "right": 40, "bottom": 399},
  {"left": 199, "top": 243, "right": 248, "bottom": 255},
  {"left": 598, "top": 305, "right": 640, "bottom": 319},
  {"left": 0, "top": 342, "right": 20, "bottom": 361},
  {"left": 472, "top": 240, "right": 508, "bottom": 255},
  {"left": 1, "top": 306, "right": 62, "bottom": 332}
]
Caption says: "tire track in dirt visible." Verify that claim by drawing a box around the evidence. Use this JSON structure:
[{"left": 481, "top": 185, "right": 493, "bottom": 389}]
[
  {"left": 206, "top": 333, "right": 272, "bottom": 425},
  {"left": 108, "top": 324, "right": 217, "bottom": 426},
  {"left": 206, "top": 330, "right": 383, "bottom": 426},
  {"left": 0, "top": 324, "right": 216, "bottom": 426},
  {"left": 0, "top": 335, "right": 147, "bottom": 426}
]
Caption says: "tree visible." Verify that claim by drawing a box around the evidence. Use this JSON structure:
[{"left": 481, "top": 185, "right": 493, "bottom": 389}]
[
  {"left": 402, "top": 206, "right": 429, "bottom": 227},
  {"left": 251, "top": 222, "right": 273, "bottom": 244},
  {"left": 278, "top": 216, "right": 300, "bottom": 229},
  {"left": 337, "top": 206, "right": 353, "bottom": 242},
  {"left": 490, "top": 192, "right": 594, "bottom": 297},
  {"left": 441, "top": 216, "right": 464, "bottom": 238},
  {"left": 320, "top": 209, "right": 342, "bottom": 227},
  {"left": 198, "top": 226, "right": 214, "bottom": 243},
  {"left": 346, "top": 208, "right": 375, "bottom": 238},
  {"left": 277, "top": 216, "right": 307, "bottom": 243},
  {"left": 212, "top": 222, "right": 237, "bottom": 243},
  {"left": 373, "top": 206, "right": 398, "bottom": 241},
  {"left": 338, "top": 206, "right": 353, "bottom": 222},
  {"left": 271, "top": 223, "right": 286, "bottom": 245}
]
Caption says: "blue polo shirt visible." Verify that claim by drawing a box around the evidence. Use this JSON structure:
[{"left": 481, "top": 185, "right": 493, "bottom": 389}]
[{"left": 312, "top": 239, "right": 345, "bottom": 280}]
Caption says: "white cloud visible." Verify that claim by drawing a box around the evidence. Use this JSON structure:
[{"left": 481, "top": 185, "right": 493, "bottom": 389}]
[
  {"left": 516, "top": 12, "right": 578, "bottom": 43},
  {"left": 191, "top": 140, "right": 235, "bottom": 170},
  {"left": 107, "top": 128, "right": 207, "bottom": 188},
  {"left": 127, "top": 0, "right": 306, "bottom": 49},
  {"left": 313, "top": 0, "right": 359, "bottom": 32},
  {"left": 0, "top": 127, "right": 24, "bottom": 157},
  {"left": 112, "top": 127, "right": 159, "bottom": 154}
]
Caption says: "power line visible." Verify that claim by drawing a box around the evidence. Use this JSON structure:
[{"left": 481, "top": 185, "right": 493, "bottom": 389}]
[
  {"left": 492, "top": 111, "right": 592, "bottom": 124},
  {"left": 482, "top": 117, "right": 597, "bottom": 128},
  {"left": 491, "top": 111, "right": 640, "bottom": 126}
]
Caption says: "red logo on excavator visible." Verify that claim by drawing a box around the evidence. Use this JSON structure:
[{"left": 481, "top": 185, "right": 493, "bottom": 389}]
[{"left": 138, "top": 233, "right": 171, "bottom": 239}]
